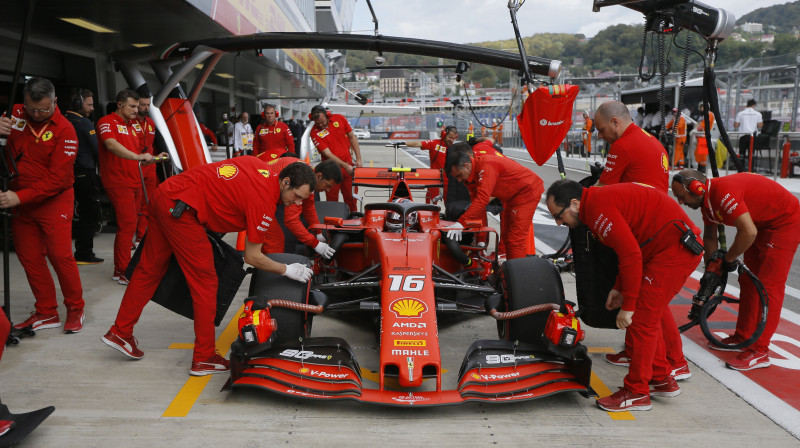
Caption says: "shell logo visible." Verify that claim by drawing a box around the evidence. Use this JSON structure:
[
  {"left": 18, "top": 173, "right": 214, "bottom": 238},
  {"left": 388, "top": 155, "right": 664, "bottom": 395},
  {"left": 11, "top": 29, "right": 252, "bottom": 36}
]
[
  {"left": 299, "top": 367, "right": 310, "bottom": 374},
  {"left": 661, "top": 153, "right": 669, "bottom": 173},
  {"left": 471, "top": 373, "right": 481, "bottom": 380},
  {"left": 217, "top": 164, "right": 239, "bottom": 180},
  {"left": 390, "top": 298, "right": 428, "bottom": 318}
]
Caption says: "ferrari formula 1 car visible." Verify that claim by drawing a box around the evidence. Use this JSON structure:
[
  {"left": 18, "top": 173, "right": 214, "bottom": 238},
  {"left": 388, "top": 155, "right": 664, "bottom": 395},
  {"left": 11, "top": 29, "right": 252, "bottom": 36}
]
[{"left": 226, "top": 165, "right": 593, "bottom": 406}]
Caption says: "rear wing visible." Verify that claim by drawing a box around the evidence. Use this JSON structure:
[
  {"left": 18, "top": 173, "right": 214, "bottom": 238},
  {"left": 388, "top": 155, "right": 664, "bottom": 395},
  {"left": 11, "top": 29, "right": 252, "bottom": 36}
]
[{"left": 353, "top": 167, "right": 443, "bottom": 189}]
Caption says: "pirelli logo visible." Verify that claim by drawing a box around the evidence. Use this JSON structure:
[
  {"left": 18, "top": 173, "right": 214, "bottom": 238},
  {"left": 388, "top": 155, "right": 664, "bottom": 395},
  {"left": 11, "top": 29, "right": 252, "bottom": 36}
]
[{"left": 394, "top": 340, "right": 426, "bottom": 347}]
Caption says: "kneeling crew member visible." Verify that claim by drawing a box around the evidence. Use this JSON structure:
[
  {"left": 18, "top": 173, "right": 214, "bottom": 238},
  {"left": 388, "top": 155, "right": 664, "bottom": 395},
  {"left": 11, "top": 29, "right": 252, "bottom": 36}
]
[
  {"left": 445, "top": 147, "right": 543, "bottom": 260},
  {"left": 102, "top": 157, "right": 316, "bottom": 376},
  {"left": 547, "top": 180, "right": 702, "bottom": 412},
  {"left": 672, "top": 170, "right": 800, "bottom": 371},
  {"left": 260, "top": 158, "right": 342, "bottom": 257}
]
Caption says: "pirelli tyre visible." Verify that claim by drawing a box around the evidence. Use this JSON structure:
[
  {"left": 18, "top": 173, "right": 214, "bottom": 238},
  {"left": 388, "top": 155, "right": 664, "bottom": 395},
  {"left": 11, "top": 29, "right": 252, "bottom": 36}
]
[
  {"left": 569, "top": 224, "right": 619, "bottom": 329},
  {"left": 498, "top": 256, "right": 565, "bottom": 346},
  {"left": 248, "top": 253, "right": 312, "bottom": 345}
]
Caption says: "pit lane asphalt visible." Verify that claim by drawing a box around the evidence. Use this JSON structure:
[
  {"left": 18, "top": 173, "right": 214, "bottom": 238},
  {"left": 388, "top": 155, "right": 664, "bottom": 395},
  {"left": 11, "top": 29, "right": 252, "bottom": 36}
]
[{"left": 0, "top": 143, "right": 797, "bottom": 447}]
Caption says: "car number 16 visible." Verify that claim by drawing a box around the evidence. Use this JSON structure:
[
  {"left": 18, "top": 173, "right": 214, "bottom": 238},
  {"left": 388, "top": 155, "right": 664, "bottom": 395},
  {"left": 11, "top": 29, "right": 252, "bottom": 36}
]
[{"left": 387, "top": 275, "right": 425, "bottom": 292}]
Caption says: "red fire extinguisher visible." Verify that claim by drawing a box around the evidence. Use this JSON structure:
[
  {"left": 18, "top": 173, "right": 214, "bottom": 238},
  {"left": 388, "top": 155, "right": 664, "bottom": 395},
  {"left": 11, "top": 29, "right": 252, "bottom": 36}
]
[{"left": 781, "top": 136, "right": 791, "bottom": 178}]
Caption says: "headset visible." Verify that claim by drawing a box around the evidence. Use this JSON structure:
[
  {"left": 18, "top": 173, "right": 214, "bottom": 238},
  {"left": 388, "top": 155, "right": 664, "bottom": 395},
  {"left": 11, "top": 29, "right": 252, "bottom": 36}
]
[
  {"left": 441, "top": 125, "right": 457, "bottom": 140},
  {"left": 673, "top": 173, "right": 706, "bottom": 196},
  {"left": 262, "top": 103, "right": 279, "bottom": 119},
  {"left": 70, "top": 88, "right": 84, "bottom": 111},
  {"left": 308, "top": 105, "right": 331, "bottom": 121}
]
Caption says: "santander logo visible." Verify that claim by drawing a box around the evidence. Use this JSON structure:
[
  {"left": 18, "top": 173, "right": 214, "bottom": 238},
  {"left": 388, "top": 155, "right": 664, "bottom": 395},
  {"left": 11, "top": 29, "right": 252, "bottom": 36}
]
[{"left": 539, "top": 119, "right": 565, "bottom": 126}]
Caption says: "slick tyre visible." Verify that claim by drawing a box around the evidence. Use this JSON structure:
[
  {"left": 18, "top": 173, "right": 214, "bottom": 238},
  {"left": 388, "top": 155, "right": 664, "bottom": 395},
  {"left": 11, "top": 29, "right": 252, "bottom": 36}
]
[
  {"left": 248, "top": 253, "right": 312, "bottom": 345},
  {"left": 499, "top": 256, "right": 565, "bottom": 347}
]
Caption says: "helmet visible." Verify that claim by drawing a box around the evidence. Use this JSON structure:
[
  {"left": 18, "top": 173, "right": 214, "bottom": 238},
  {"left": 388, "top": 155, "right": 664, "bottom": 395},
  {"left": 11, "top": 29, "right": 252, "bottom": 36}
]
[{"left": 385, "top": 198, "right": 418, "bottom": 232}]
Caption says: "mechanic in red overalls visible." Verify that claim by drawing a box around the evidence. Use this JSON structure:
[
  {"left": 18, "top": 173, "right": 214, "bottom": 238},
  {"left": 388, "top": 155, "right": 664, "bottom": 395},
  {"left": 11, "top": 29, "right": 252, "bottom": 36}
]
[
  {"left": 97, "top": 89, "right": 155, "bottom": 284},
  {"left": 593, "top": 101, "right": 690, "bottom": 380},
  {"left": 253, "top": 104, "right": 294, "bottom": 161},
  {"left": 309, "top": 105, "right": 362, "bottom": 212},
  {"left": 102, "top": 157, "right": 315, "bottom": 375},
  {"left": 547, "top": 180, "right": 702, "bottom": 412},
  {"left": 0, "top": 77, "right": 85, "bottom": 333},
  {"left": 406, "top": 126, "right": 457, "bottom": 203},
  {"left": 595, "top": 101, "right": 669, "bottom": 189},
  {"left": 133, "top": 95, "right": 167, "bottom": 244},
  {"left": 445, "top": 147, "right": 543, "bottom": 260},
  {"left": 672, "top": 170, "right": 800, "bottom": 371},
  {"left": 259, "top": 157, "right": 341, "bottom": 257}
]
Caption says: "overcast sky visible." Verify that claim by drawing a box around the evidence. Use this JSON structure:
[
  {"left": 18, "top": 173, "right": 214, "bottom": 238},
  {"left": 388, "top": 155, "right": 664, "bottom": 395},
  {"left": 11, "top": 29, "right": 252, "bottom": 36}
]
[{"left": 350, "top": 0, "right": 792, "bottom": 43}]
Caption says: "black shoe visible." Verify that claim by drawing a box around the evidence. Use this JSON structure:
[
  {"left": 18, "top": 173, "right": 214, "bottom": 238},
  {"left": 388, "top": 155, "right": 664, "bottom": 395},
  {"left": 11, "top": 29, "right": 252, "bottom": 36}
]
[{"left": 75, "top": 254, "right": 104, "bottom": 265}]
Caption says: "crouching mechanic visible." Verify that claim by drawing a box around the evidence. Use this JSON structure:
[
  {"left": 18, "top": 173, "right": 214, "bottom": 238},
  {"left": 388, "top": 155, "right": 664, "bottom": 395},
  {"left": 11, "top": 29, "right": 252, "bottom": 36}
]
[
  {"left": 102, "top": 157, "right": 316, "bottom": 376},
  {"left": 444, "top": 147, "right": 543, "bottom": 260},
  {"left": 547, "top": 180, "right": 702, "bottom": 412},
  {"left": 260, "top": 158, "right": 342, "bottom": 257},
  {"left": 672, "top": 170, "right": 800, "bottom": 370}
]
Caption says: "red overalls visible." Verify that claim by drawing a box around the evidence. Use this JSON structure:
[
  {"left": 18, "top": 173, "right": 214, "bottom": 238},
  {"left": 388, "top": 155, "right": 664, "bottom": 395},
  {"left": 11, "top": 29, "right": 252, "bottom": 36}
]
[
  {"left": 6, "top": 104, "right": 84, "bottom": 317},
  {"left": 460, "top": 153, "right": 543, "bottom": 260},
  {"left": 253, "top": 121, "right": 294, "bottom": 161},
  {"left": 702, "top": 173, "right": 800, "bottom": 353},
  {"left": 97, "top": 112, "right": 143, "bottom": 275},
  {"left": 581, "top": 184, "right": 702, "bottom": 395},
  {"left": 111, "top": 156, "right": 281, "bottom": 361},
  {"left": 419, "top": 137, "right": 448, "bottom": 203},
  {"left": 311, "top": 114, "right": 356, "bottom": 211}
]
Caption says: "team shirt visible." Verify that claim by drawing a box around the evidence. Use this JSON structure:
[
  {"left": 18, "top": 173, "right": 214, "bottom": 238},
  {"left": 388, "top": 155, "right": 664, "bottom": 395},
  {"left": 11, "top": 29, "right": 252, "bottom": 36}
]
[
  {"left": 459, "top": 153, "right": 543, "bottom": 225},
  {"left": 6, "top": 104, "right": 77, "bottom": 215},
  {"left": 599, "top": 123, "right": 669, "bottom": 193},
  {"left": 310, "top": 114, "right": 353, "bottom": 163},
  {"left": 701, "top": 173, "right": 800, "bottom": 232},
  {"left": 418, "top": 137, "right": 448, "bottom": 170},
  {"left": 97, "top": 112, "right": 142, "bottom": 189},
  {"left": 254, "top": 121, "right": 295, "bottom": 160},
  {"left": 579, "top": 183, "right": 701, "bottom": 312},
  {"left": 158, "top": 156, "right": 282, "bottom": 244},
  {"left": 266, "top": 157, "right": 320, "bottom": 248}
]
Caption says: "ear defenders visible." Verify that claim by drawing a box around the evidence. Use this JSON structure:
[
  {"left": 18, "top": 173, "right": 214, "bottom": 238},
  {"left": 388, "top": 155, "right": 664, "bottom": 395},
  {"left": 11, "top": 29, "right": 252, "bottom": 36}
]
[
  {"left": 673, "top": 173, "right": 705, "bottom": 195},
  {"left": 441, "top": 125, "right": 457, "bottom": 140},
  {"left": 262, "top": 104, "right": 279, "bottom": 119},
  {"left": 308, "top": 105, "right": 331, "bottom": 121},
  {"left": 70, "top": 88, "right": 84, "bottom": 111}
]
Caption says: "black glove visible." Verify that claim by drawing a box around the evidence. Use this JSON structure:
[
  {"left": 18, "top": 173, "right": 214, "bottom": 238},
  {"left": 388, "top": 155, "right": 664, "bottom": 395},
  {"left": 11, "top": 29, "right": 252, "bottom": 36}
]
[
  {"left": 467, "top": 136, "right": 478, "bottom": 146},
  {"left": 590, "top": 162, "right": 605, "bottom": 178},
  {"left": 722, "top": 258, "right": 740, "bottom": 273}
]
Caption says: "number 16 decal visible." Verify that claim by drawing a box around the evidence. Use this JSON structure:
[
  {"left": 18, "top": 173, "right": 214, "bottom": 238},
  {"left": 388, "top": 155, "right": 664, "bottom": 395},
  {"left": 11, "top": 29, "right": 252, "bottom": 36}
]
[{"left": 388, "top": 275, "right": 425, "bottom": 291}]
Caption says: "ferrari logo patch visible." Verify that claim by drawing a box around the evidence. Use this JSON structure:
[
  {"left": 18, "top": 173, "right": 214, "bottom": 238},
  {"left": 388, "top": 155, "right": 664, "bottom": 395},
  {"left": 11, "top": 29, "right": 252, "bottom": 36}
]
[
  {"left": 217, "top": 164, "right": 239, "bottom": 179},
  {"left": 333, "top": 122, "right": 340, "bottom": 128},
  {"left": 661, "top": 153, "right": 669, "bottom": 173},
  {"left": 276, "top": 128, "right": 281, "bottom": 133},
  {"left": 258, "top": 169, "right": 270, "bottom": 178},
  {"left": 42, "top": 131, "right": 53, "bottom": 142},
  {"left": 390, "top": 298, "right": 428, "bottom": 318}
]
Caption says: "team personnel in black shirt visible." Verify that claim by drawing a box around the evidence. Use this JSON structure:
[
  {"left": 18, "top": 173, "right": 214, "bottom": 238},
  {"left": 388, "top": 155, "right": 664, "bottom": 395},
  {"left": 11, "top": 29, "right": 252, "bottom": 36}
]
[{"left": 65, "top": 88, "right": 103, "bottom": 264}]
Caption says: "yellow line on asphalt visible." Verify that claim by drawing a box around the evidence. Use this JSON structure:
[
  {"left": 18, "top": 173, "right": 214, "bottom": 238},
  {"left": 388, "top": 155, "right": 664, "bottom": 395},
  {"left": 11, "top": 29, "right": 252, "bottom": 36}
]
[
  {"left": 588, "top": 346, "right": 616, "bottom": 354},
  {"left": 162, "top": 304, "right": 244, "bottom": 417},
  {"left": 168, "top": 343, "right": 195, "bottom": 349},
  {"left": 590, "top": 371, "right": 635, "bottom": 421}
]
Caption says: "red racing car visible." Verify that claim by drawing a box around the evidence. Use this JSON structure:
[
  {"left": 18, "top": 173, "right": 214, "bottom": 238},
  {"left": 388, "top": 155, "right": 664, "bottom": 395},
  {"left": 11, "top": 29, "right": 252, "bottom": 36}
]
[{"left": 226, "top": 164, "right": 592, "bottom": 406}]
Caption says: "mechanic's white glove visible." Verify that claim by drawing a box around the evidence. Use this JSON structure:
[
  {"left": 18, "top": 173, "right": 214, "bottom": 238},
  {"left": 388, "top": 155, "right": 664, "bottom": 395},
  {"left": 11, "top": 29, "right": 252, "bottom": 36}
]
[
  {"left": 445, "top": 222, "right": 464, "bottom": 241},
  {"left": 316, "top": 233, "right": 326, "bottom": 243},
  {"left": 283, "top": 263, "right": 312, "bottom": 283},
  {"left": 314, "top": 242, "right": 336, "bottom": 259}
]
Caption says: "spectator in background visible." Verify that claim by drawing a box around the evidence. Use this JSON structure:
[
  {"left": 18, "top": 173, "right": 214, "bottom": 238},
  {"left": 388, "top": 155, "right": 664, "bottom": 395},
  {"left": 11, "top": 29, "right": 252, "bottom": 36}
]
[
  {"left": 97, "top": 89, "right": 154, "bottom": 285},
  {"left": 216, "top": 113, "right": 233, "bottom": 150},
  {"left": 0, "top": 77, "right": 85, "bottom": 333},
  {"left": 582, "top": 111, "right": 593, "bottom": 156},
  {"left": 633, "top": 107, "right": 646, "bottom": 128},
  {"left": 232, "top": 112, "right": 253, "bottom": 156},
  {"left": 65, "top": 88, "right": 103, "bottom": 265}
]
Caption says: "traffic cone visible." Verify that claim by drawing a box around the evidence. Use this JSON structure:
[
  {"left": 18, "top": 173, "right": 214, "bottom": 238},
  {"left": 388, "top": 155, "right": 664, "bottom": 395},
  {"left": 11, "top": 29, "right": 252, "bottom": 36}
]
[
  {"left": 304, "top": 151, "right": 311, "bottom": 165},
  {"left": 525, "top": 223, "right": 536, "bottom": 256},
  {"left": 235, "top": 230, "right": 246, "bottom": 251}
]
